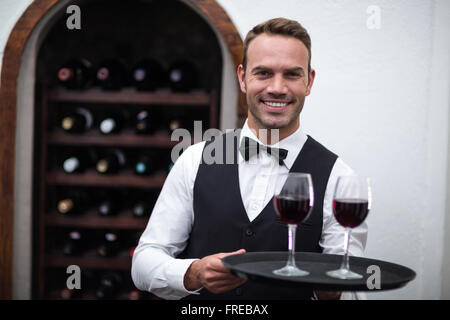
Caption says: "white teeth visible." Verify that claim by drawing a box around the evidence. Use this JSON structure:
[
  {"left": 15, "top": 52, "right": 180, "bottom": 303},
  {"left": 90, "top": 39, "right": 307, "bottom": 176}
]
[{"left": 264, "top": 101, "right": 288, "bottom": 107}]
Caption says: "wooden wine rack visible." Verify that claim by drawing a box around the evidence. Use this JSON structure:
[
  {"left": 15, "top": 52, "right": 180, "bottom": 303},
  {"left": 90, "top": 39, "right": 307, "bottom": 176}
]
[
  {"left": 36, "top": 87, "right": 219, "bottom": 299},
  {"left": 0, "top": 0, "right": 244, "bottom": 300},
  {"left": 28, "top": 0, "right": 227, "bottom": 300}
]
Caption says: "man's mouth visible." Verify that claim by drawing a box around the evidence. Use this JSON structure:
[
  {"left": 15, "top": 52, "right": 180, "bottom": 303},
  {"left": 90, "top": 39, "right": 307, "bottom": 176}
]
[{"left": 260, "top": 99, "right": 292, "bottom": 112}]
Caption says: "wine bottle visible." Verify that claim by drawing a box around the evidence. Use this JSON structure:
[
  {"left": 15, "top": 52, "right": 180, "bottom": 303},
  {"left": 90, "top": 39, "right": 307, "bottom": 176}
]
[
  {"left": 96, "top": 149, "right": 126, "bottom": 174},
  {"left": 59, "top": 269, "right": 95, "bottom": 300},
  {"left": 131, "top": 230, "right": 142, "bottom": 245},
  {"left": 60, "top": 107, "right": 94, "bottom": 133},
  {"left": 97, "top": 231, "right": 120, "bottom": 257},
  {"left": 62, "top": 152, "right": 89, "bottom": 174},
  {"left": 132, "top": 199, "right": 153, "bottom": 218},
  {"left": 57, "top": 58, "right": 93, "bottom": 90},
  {"left": 128, "top": 231, "right": 142, "bottom": 257},
  {"left": 97, "top": 190, "right": 121, "bottom": 216},
  {"left": 167, "top": 60, "right": 197, "bottom": 92},
  {"left": 98, "top": 109, "right": 129, "bottom": 135},
  {"left": 128, "top": 246, "right": 136, "bottom": 259},
  {"left": 127, "top": 290, "right": 143, "bottom": 300},
  {"left": 56, "top": 189, "right": 89, "bottom": 215},
  {"left": 134, "top": 152, "right": 157, "bottom": 176},
  {"left": 97, "top": 198, "right": 120, "bottom": 217},
  {"left": 62, "top": 230, "right": 85, "bottom": 256},
  {"left": 135, "top": 110, "right": 156, "bottom": 134},
  {"left": 96, "top": 59, "right": 128, "bottom": 91},
  {"left": 168, "top": 118, "right": 183, "bottom": 134},
  {"left": 59, "top": 287, "right": 83, "bottom": 300},
  {"left": 131, "top": 59, "right": 164, "bottom": 91},
  {"left": 96, "top": 272, "right": 123, "bottom": 300}
]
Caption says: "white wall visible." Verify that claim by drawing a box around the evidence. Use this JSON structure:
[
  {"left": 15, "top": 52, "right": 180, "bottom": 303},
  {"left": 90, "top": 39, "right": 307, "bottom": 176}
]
[
  {"left": 217, "top": 0, "right": 450, "bottom": 300},
  {"left": 0, "top": 0, "right": 32, "bottom": 77},
  {"left": 1, "top": 0, "right": 449, "bottom": 299}
]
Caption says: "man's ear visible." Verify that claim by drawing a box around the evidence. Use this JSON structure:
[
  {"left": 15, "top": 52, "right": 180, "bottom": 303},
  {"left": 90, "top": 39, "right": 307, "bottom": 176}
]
[
  {"left": 237, "top": 64, "right": 246, "bottom": 94},
  {"left": 306, "top": 68, "right": 316, "bottom": 96}
]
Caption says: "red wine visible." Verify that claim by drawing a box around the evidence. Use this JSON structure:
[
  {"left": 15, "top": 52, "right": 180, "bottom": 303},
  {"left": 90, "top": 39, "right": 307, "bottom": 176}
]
[
  {"left": 57, "top": 59, "right": 93, "bottom": 89},
  {"left": 333, "top": 199, "right": 369, "bottom": 228},
  {"left": 274, "top": 196, "right": 312, "bottom": 225}
]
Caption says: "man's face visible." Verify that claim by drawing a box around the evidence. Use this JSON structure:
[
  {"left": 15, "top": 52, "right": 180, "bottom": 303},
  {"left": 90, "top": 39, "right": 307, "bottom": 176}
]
[{"left": 237, "top": 34, "right": 315, "bottom": 140}]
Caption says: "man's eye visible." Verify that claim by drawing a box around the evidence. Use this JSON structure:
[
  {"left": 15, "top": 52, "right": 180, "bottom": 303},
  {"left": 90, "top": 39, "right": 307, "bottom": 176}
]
[
  {"left": 286, "top": 72, "right": 301, "bottom": 78},
  {"left": 257, "top": 71, "right": 269, "bottom": 76}
]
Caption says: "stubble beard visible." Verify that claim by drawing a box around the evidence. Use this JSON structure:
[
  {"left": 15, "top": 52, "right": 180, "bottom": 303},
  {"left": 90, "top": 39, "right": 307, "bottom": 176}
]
[{"left": 247, "top": 94, "right": 305, "bottom": 131}]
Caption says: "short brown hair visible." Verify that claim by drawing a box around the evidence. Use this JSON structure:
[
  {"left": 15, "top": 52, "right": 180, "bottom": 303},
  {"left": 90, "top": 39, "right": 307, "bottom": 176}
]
[{"left": 242, "top": 17, "right": 312, "bottom": 73}]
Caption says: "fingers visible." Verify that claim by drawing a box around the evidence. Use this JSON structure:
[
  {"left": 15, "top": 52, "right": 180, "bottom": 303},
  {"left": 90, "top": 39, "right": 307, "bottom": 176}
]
[
  {"left": 206, "top": 277, "right": 247, "bottom": 294},
  {"left": 216, "top": 248, "right": 247, "bottom": 270},
  {"left": 314, "top": 290, "right": 341, "bottom": 300},
  {"left": 202, "top": 268, "right": 244, "bottom": 294},
  {"left": 210, "top": 249, "right": 247, "bottom": 273},
  {"left": 203, "top": 268, "right": 238, "bottom": 281},
  {"left": 200, "top": 249, "right": 247, "bottom": 294},
  {"left": 217, "top": 249, "right": 247, "bottom": 259},
  {"left": 207, "top": 257, "right": 231, "bottom": 273},
  {"left": 184, "top": 249, "right": 248, "bottom": 292}
]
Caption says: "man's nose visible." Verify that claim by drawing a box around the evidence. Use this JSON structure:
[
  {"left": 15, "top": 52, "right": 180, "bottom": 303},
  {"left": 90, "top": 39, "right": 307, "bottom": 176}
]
[{"left": 266, "top": 74, "right": 288, "bottom": 96}]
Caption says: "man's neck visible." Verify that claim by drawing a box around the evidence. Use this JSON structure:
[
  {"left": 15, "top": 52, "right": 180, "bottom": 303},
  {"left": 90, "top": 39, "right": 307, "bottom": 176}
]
[{"left": 247, "top": 121, "right": 300, "bottom": 145}]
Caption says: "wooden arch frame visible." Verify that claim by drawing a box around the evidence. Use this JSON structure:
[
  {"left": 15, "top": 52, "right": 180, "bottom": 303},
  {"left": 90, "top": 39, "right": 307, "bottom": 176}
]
[{"left": 0, "top": 0, "right": 244, "bottom": 299}]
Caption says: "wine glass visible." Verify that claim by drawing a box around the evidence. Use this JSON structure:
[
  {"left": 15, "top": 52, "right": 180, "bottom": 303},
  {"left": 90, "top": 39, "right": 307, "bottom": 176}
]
[
  {"left": 273, "top": 172, "right": 314, "bottom": 277},
  {"left": 326, "top": 175, "right": 372, "bottom": 279}
]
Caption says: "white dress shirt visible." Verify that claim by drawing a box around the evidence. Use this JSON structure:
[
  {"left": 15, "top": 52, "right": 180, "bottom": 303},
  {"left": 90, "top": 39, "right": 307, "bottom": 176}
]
[{"left": 131, "top": 120, "right": 368, "bottom": 300}]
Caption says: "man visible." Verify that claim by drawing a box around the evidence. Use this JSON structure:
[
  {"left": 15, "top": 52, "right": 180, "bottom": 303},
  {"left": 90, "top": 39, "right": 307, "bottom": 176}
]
[{"left": 132, "top": 17, "right": 367, "bottom": 300}]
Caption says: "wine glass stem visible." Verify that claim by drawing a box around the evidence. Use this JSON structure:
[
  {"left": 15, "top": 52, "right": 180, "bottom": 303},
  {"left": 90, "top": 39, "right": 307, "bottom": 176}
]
[
  {"left": 287, "top": 224, "right": 297, "bottom": 268},
  {"left": 340, "top": 228, "right": 351, "bottom": 271}
]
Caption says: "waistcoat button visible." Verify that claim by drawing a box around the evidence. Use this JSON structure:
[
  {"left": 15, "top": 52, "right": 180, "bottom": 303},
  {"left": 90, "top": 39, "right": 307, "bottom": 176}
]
[{"left": 245, "top": 228, "right": 254, "bottom": 236}]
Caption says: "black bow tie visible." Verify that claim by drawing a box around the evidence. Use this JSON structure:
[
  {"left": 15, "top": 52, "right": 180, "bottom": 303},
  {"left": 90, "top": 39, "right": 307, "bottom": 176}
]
[{"left": 239, "top": 136, "right": 288, "bottom": 165}]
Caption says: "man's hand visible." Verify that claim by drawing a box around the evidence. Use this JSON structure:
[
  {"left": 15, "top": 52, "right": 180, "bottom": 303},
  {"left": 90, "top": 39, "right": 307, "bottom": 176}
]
[
  {"left": 314, "top": 290, "right": 342, "bottom": 300},
  {"left": 184, "top": 249, "right": 247, "bottom": 294}
]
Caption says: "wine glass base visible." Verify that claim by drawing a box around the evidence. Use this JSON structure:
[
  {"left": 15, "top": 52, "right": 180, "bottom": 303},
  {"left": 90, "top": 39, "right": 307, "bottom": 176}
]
[
  {"left": 273, "top": 265, "right": 309, "bottom": 277},
  {"left": 326, "top": 268, "right": 363, "bottom": 280}
]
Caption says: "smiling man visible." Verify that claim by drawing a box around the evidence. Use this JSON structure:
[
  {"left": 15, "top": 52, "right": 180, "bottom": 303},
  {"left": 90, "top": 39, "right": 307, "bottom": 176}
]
[
  {"left": 238, "top": 31, "right": 314, "bottom": 143},
  {"left": 132, "top": 18, "right": 368, "bottom": 300}
]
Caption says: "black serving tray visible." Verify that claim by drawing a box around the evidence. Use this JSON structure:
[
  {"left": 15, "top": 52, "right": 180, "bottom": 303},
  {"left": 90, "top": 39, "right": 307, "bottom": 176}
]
[{"left": 222, "top": 252, "right": 416, "bottom": 291}]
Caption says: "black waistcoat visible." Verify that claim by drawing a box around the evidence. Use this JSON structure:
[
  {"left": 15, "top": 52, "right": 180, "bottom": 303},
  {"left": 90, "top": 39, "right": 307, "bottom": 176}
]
[{"left": 179, "top": 130, "right": 337, "bottom": 300}]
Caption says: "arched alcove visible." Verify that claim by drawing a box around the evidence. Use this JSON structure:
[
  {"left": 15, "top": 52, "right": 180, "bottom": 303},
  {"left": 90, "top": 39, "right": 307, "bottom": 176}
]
[{"left": 0, "top": 0, "right": 245, "bottom": 299}]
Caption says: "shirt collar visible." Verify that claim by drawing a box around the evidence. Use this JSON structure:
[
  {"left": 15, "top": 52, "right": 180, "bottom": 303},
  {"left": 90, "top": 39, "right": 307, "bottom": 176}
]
[{"left": 239, "top": 119, "right": 308, "bottom": 169}]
